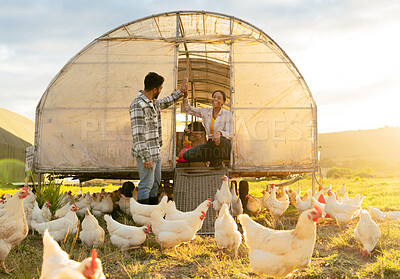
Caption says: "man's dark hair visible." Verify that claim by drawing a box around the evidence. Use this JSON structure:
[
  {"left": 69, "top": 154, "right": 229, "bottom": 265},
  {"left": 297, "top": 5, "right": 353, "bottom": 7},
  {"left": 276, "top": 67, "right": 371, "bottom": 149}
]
[
  {"left": 212, "top": 90, "right": 227, "bottom": 103},
  {"left": 144, "top": 72, "right": 165, "bottom": 91}
]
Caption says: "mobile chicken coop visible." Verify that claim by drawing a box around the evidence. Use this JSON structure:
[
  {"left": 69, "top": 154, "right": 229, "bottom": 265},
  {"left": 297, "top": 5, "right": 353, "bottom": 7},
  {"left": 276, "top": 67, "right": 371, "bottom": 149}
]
[
  {"left": 34, "top": 11, "right": 318, "bottom": 231},
  {"left": 34, "top": 10, "right": 318, "bottom": 231}
]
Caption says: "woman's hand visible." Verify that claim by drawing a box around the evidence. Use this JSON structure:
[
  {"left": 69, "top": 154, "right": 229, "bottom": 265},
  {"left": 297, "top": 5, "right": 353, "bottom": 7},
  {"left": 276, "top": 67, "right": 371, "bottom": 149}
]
[{"left": 213, "top": 131, "right": 221, "bottom": 146}]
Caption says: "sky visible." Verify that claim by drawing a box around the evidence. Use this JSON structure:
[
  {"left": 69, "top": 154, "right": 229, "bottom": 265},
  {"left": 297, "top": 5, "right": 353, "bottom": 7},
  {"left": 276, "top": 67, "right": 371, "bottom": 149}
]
[{"left": 1, "top": 0, "right": 399, "bottom": 133}]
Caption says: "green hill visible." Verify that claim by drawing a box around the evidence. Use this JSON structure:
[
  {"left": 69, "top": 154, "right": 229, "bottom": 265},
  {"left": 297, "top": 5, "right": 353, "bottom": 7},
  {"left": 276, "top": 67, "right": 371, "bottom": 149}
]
[{"left": 318, "top": 127, "right": 400, "bottom": 176}]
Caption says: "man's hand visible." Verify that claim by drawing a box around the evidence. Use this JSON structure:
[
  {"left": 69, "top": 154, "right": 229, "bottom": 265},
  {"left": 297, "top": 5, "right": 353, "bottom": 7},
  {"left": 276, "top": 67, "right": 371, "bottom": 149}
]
[
  {"left": 181, "top": 77, "right": 188, "bottom": 98},
  {"left": 213, "top": 131, "right": 221, "bottom": 146},
  {"left": 144, "top": 160, "right": 153, "bottom": 169}
]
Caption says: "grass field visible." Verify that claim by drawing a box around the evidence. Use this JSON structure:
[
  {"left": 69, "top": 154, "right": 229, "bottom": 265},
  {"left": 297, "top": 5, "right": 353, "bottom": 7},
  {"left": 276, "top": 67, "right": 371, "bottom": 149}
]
[{"left": 1, "top": 177, "right": 400, "bottom": 278}]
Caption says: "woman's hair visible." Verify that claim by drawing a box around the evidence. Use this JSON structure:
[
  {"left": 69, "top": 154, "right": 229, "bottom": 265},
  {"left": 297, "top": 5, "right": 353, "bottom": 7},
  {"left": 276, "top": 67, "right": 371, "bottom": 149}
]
[{"left": 212, "top": 90, "right": 227, "bottom": 103}]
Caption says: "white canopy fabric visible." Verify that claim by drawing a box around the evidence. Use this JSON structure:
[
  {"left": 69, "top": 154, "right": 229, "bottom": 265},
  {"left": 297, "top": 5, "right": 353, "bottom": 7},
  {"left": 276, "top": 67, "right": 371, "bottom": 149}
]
[{"left": 35, "top": 11, "right": 317, "bottom": 176}]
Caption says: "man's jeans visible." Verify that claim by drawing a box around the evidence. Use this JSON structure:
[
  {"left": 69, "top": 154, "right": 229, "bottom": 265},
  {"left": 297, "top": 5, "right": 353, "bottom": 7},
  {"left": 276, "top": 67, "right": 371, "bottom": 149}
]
[{"left": 136, "top": 158, "right": 161, "bottom": 200}]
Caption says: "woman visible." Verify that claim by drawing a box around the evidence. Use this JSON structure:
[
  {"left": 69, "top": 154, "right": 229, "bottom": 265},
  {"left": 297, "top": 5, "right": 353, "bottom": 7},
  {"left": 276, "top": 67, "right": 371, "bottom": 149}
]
[{"left": 182, "top": 90, "right": 233, "bottom": 168}]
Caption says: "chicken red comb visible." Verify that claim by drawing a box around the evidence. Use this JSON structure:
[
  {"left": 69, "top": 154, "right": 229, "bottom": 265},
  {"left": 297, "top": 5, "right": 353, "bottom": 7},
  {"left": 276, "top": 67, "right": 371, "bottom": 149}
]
[
  {"left": 270, "top": 184, "right": 275, "bottom": 188},
  {"left": 91, "top": 249, "right": 99, "bottom": 274},
  {"left": 313, "top": 205, "right": 323, "bottom": 216},
  {"left": 261, "top": 190, "right": 265, "bottom": 194},
  {"left": 208, "top": 198, "right": 212, "bottom": 202},
  {"left": 201, "top": 211, "right": 205, "bottom": 215},
  {"left": 146, "top": 224, "right": 151, "bottom": 231},
  {"left": 221, "top": 175, "right": 228, "bottom": 181},
  {"left": 245, "top": 194, "right": 249, "bottom": 198},
  {"left": 21, "top": 187, "right": 28, "bottom": 192}
]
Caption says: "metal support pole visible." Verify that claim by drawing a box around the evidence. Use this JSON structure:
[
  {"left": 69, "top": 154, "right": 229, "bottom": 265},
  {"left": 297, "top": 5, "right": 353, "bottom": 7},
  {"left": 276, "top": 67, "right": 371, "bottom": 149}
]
[
  {"left": 312, "top": 171, "right": 316, "bottom": 197},
  {"left": 38, "top": 173, "right": 42, "bottom": 194}
]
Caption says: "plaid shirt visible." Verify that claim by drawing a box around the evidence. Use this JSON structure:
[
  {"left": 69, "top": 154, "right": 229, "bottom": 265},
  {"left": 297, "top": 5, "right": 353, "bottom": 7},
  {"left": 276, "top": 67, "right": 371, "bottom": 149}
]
[{"left": 130, "top": 90, "right": 183, "bottom": 163}]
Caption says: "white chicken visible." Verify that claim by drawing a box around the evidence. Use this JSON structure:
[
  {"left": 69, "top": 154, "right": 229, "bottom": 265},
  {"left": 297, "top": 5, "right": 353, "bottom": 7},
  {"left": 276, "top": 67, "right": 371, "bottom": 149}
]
[
  {"left": 54, "top": 202, "right": 71, "bottom": 219},
  {"left": 89, "top": 193, "right": 102, "bottom": 214},
  {"left": 31, "top": 200, "right": 52, "bottom": 231},
  {"left": 337, "top": 184, "right": 346, "bottom": 197},
  {"left": 354, "top": 209, "right": 380, "bottom": 257},
  {"left": 0, "top": 187, "right": 29, "bottom": 273},
  {"left": 165, "top": 198, "right": 211, "bottom": 230},
  {"left": 59, "top": 191, "right": 74, "bottom": 207},
  {"left": 295, "top": 195, "right": 312, "bottom": 215},
  {"left": 33, "top": 204, "right": 79, "bottom": 242},
  {"left": 75, "top": 193, "right": 92, "bottom": 216},
  {"left": 130, "top": 195, "right": 168, "bottom": 226},
  {"left": 245, "top": 194, "right": 262, "bottom": 217},
  {"left": 213, "top": 175, "right": 232, "bottom": 216},
  {"left": 79, "top": 209, "right": 105, "bottom": 248},
  {"left": 261, "top": 190, "right": 270, "bottom": 206},
  {"left": 158, "top": 189, "right": 168, "bottom": 204},
  {"left": 23, "top": 188, "right": 36, "bottom": 229},
  {"left": 104, "top": 214, "right": 150, "bottom": 250},
  {"left": 23, "top": 188, "right": 36, "bottom": 210},
  {"left": 238, "top": 205, "right": 323, "bottom": 279},
  {"left": 40, "top": 229, "right": 105, "bottom": 279},
  {"left": 230, "top": 181, "right": 243, "bottom": 217},
  {"left": 116, "top": 194, "right": 131, "bottom": 215},
  {"left": 263, "top": 186, "right": 290, "bottom": 218},
  {"left": 324, "top": 191, "right": 361, "bottom": 225},
  {"left": 214, "top": 203, "right": 242, "bottom": 258},
  {"left": 342, "top": 192, "right": 365, "bottom": 207},
  {"left": 385, "top": 211, "right": 400, "bottom": 221},
  {"left": 311, "top": 197, "right": 326, "bottom": 216},
  {"left": 288, "top": 188, "right": 298, "bottom": 206},
  {"left": 366, "top": 206, "right": 386, "bottom": 221},
  {"left": 151, "top": 209, "right": 206, "bottom": 253},
  {"left": 91, "top": 193, "right": 113, "bottom": 217}
]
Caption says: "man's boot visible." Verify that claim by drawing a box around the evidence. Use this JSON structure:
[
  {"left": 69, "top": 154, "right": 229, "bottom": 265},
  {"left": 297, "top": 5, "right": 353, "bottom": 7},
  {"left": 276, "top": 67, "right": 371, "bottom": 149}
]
[
  {"left": 239, "top": 180, "right": 249, "bottom": 210},
  {"left": 149, "top": 196, "right": 159, "bottom": 205},
  {"left": 137, "top": 198, "right": 149, "bottom": 205}
]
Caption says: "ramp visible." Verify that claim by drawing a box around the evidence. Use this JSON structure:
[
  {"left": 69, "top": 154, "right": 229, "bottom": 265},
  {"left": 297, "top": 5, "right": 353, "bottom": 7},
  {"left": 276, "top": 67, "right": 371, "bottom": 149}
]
[{"left": 173, "top": 168, "right": 228, "bottom": 234}]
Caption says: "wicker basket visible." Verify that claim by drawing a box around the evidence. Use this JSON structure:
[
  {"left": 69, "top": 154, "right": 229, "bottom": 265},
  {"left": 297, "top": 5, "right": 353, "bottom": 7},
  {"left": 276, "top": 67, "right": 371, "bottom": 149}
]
[{"left": 173, "top": 168, "right": 228, "bottom": 234}]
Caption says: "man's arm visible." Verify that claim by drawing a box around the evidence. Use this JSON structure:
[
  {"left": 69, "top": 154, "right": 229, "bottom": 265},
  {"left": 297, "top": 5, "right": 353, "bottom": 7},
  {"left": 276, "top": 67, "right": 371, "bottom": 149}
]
[
  {"left": 130, "top": 103, "right": 151, "bottom": 163},
  {"left": 158, "top": 77, "right": 188, "bottom": 109}
]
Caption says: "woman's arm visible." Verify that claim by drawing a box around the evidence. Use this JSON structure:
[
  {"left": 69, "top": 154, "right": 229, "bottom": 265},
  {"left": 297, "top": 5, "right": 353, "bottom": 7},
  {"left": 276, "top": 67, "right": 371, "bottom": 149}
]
[
  {"left": 218, "top": 111, "right": 234, "bottom": 139},
  {"left": 182, "top": 97, "right": 203, "bottom": 118}
]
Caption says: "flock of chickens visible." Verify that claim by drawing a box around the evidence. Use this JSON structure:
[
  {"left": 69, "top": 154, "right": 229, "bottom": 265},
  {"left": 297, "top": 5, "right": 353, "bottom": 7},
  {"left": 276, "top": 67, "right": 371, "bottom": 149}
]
[{"left": 0, "top": 175, "right": 399, "bottom": 278}]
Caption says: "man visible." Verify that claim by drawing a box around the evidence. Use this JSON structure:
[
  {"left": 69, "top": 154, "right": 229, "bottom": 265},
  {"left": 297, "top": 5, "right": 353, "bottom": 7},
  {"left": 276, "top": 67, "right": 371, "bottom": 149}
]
[{"left": 130, "top": 72, "right": 188, "bottom": 204}]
